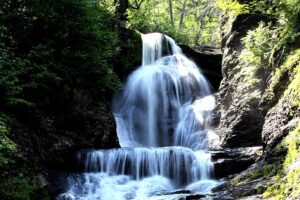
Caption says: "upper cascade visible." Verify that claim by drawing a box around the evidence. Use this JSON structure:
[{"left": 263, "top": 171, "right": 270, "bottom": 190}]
[
  {"left": 113, "top": 32, "right": 214, "bottom": 149},
  {"left": 141, "top": 33, "right": 182, "bottom": 66}
]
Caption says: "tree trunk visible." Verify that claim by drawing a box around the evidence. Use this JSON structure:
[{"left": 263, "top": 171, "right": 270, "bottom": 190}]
[
  {"left": 168, "top": 0, "right": 174, "bottom": 27},
  {"left": 179, "top": 0, "right": 187, "bottom": 30},
  {"left": 114, "top": 0, "right": 129, "bottom": 28},
  {"left": 194, "top": 19, "right": 204, "bottom": 47}
]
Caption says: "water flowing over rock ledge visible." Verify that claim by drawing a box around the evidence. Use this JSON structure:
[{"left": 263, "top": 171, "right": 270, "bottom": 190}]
[
  {"left": 56, "top": 33, "right": 221, "bottom": 199},
  {"left": 53, "top": 12, "right": 300, "bottom": 200}
]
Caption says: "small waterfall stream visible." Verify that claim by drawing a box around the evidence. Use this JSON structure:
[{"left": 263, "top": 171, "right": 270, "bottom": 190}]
[{"left": 57, "top": 33, "right": 219, "bottom": 200}]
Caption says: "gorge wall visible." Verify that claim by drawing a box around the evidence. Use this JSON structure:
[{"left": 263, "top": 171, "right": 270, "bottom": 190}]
[{"left": 213, "top": 9, "right": 300, "bottom": 199}]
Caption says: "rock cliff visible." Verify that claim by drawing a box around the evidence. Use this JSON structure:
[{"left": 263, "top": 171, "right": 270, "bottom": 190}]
[{"left": 214, "top": 9, "right": 300, "bottom": 198}]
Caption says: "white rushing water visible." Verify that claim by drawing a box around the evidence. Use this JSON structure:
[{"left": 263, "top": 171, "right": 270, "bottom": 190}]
[{"left": 57, "top": 33, "right": 219, "bottom": 200}]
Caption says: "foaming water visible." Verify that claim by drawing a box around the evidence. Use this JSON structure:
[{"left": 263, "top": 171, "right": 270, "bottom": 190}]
[
  {"left": 114, "top": 54, "right": 212, "bottom": 148},
  {"left": 57, "top": 174, "right": 175, "bottom": 200},
  {"left": 76, "top": 147, "right": 213, "bottom": 187},
  {"left": 57, "top": 33, "right": 219, "bottom": 200}
]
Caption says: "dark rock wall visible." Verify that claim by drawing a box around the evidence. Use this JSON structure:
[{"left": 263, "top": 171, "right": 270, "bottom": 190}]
[
  {"left": 217, "top": 14, "right": 275, "bottom": 148},
  {"left": 180, "top": 45, "right": 223, "bottom": 91},
  {"left": 113, "top": 28, "right": 142, "bottom": 82},
  {"left": 218, "top": 13, "right": 299, "bottom": 151},
  {"left": 8, "top": 91, "right": 118, "bottom": 198}
]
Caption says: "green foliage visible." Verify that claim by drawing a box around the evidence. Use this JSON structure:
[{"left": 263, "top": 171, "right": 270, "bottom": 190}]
[
  {"left": 268, "top": 49, "right": 300, "bottom": 99},
  {"left": 248, "top": 163, "right": 282, "bottom": 181},
  {"left": 0, "top": 1, "right": 121, "bottom": 199},
  {"left": 1, "top": 173, "right": 51, "bottom": 200},
  {"left": 235, "top": 22, "right": 278, "bottom": 94},
  {"left": 216, "top": 0, "right": 248, "bottom": 35},
  {"left": 216, "top": 0, "right": 246, "bottom": 14},
  {"left": 0, "top": 114, "right": 16, "bottom": 169},
  {"left": 219, "top": 0, "right": 300, "bottom": 47},
  {"left": 241, "top": 23, "right": 277, "bottom": 64},
  {"left": 0, "top": 173, "right": 37, "bottom": 200},
  {"left": 274, "top": 0, "right": 300, "bottom": 37},
  {"left": 127, "top": 0, "right": 221, "bottom": 47},
  {"left": 0, "top": 0, "right": 121, "bottom": 119},
  {"left": 216, "top": 0, "right": 272, "bottom": 15},
  {"left": 264, "top": 124, "right": 300, "bottom": 199},
  {"left": 0, "top": 115, "right": 51, "bottom": 200},
  {"left": 242, "top": 22, "right": 279, "bottom": 65}
]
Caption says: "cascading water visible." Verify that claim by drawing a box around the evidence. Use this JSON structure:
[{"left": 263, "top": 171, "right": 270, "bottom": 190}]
[{"left": 57, "top": 33, "right": 219, "bottom": 200}]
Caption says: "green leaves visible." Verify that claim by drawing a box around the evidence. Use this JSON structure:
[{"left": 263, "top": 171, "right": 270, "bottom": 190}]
[
  {"left": 242, "top": 22, "right": 279, "bottom": 64},
  {"left": 0, "top": 114, "right": 17, "bottom": 169},
  {"left": 127, "top": 0, "right": 221, "bottom": 47},
  {"left": 0, "top": 0, "right": 121, "bottom": 113}
]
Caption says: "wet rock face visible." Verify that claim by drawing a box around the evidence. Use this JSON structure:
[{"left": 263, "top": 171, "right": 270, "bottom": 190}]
[
  {"left": 262, "top": 94, "right": 300, "bottom": 154},
  {"left": 179, "top": 45, "right": 223, "bottom": 91},
  {"left": 212, "top": 159, "right": 270, "bottom": 198},
  {"left": 213, "top": 11, "right": 299, "bottom": 199},
  {"left": 211, "top": 147, "right": 263, "bottom": 178},
  {"left": 217, "top": 14, "right": 275, "bottom": 148}
]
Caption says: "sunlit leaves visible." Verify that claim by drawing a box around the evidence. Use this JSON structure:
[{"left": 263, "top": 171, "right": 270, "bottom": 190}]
[{"left": 127, "top": 0, "right": 221, "bottom": 47}]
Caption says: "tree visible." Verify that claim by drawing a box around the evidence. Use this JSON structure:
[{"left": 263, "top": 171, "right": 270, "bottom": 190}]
[
  {"left": 114, "top": 0, "right": 145, "bottom": 27},
  {"left": 168, "top": 0, "right": 174, "bottom": 27},
  {"left": 127, "top": 0, "right": 221, "bottom": 47},
  {"left": 178, "top": 0, "right": 187, "bottom": 30}
]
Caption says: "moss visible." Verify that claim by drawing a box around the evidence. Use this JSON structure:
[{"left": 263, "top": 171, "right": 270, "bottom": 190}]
[
  {"left": 284, "top": 64, "right": 300, "bottom": 108},
  {"left": 247, "top": 163, "right": 282, "bottom": 181},
  {"left": 262, "top": 49, "right": 300, "bottom": 199},
  {"left": 268, "top": 49, "right": 300, "bottom": 95},
  {"left": 239, "top": 23, "right": 278, "bottom": 84},
  {"left": 239, "top": 185, "right": 266, "bottom": 197},
  {"left": 275, "top": 141, "right": 288, "bottom": 155},
  {"left": 264, "top": 124, "right": 300, "bottom": 199}
]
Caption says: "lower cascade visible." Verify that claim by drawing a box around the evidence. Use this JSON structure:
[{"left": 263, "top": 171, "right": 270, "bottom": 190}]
[{"left": 57, "top": 33, "right": 220, "bottom": 200}]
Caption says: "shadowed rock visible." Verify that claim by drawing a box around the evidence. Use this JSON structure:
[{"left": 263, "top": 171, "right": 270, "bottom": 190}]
[{"left": 180, "top": 45, "right": 222, "bottom": 91}]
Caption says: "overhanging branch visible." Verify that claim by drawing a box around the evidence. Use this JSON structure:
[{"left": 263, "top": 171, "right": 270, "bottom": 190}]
[{"left": 129, "top": 0, "right": 145, "bottom": 9}]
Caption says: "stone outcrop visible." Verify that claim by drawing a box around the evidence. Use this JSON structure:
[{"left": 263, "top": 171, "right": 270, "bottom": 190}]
[
  {"left": 214, "top": 10, "right": 300, "bottom": 199},
  {"left": 217, "top": 14, "right": 275, "bottom": 148},
  {"left": 211, "top": 147, "right": 262, "bottom": 178},
  {"left": 180, "top": 45, "right": 223, "bottom": 91},
  {"left": 212, "top": 159, "right": 269, "bottom": 198}
]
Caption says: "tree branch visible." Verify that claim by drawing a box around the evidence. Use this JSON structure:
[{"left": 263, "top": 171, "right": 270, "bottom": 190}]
[{"left": 129, "top": 0, "right": 145, "bottom": 9}]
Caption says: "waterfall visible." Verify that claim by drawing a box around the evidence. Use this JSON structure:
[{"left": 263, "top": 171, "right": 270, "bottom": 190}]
[
  {"left": 114, "top": 33, "right": 211, "bottom": 148},
  {"left": 57, "top": 33, "right": 219, "bottom": 200}
]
